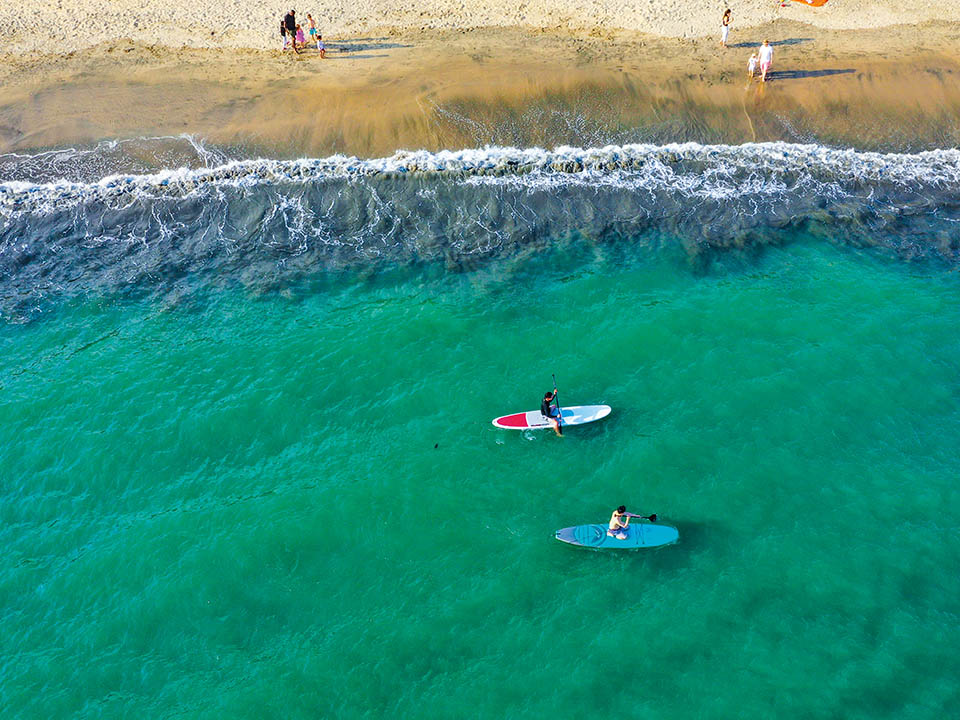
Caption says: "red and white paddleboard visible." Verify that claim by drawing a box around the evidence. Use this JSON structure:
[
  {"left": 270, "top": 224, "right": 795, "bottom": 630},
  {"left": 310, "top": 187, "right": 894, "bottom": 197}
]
[{"left": 492, "top": 405, "right": 611, "bottom": 430}]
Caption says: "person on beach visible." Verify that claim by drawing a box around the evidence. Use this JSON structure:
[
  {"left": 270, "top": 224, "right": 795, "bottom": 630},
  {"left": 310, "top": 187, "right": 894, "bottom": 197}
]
[
  {"left": 608, "top": 506, "right": 631, "bottom": 539},
  {"left": 747, "top": 51, "right": 758, "bottom": 78},
  {"left": 280, "top": 20, "right": 288, "bottom": 50},
  {"left": 758, "top": 39, "right": 774, "bottom": 81},
  {"left": 295, "top": 24, "right": 305, "bottom": 50},
  {"left": 316, "top": 33, "right": 326, "bottom": 58},
  {"left": 283, "top": 10, "right": 299, "bottom": 54},
  {"left": 541, "top": 390, "right": 562, "bottom": 437},
  {"left": 721, "top": 9, "right": 731, "bottom": 47},
  {"left": 307, "top": 14, "right": 318, "bottom": 47}
]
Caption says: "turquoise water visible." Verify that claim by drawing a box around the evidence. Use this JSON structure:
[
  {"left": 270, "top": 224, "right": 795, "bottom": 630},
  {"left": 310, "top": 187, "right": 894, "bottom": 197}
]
[{"left": 3, "top": 224, "right": 960, "bottom": 717}]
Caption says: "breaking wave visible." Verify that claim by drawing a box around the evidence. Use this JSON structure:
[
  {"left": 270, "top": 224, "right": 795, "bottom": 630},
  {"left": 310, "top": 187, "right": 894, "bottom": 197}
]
[
  {"left": 2, "top": 140, "right": 960, "bottom": 322},
  {"left": 3, "top": 142, "right": 960, "bottom": 215}
]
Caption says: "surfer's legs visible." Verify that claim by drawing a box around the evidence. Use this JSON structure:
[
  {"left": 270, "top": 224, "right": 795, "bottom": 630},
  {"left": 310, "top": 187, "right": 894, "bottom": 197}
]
[{"left": 549, "top": 416, "right": 562, "bottom": 436}]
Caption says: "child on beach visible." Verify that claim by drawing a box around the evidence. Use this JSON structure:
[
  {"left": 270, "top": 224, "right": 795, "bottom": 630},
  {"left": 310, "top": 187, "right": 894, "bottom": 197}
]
[
  {"left": 316, "top": 33, "right": 326, "bottom": 58},
  {"left": 720, "top": 9, "right": 731, "bottom": 47},
  {"left": 280, "top": 21, "right": 288, "bottom": 50},
  {"left": 747, "top": 52, "right": 758, "bottom": 78},
  {"left": 307, "top": 14, "right": 318, "bottom": 46},
  {"left": 295, "top": 24, "right": 305, "bottom": 50}
]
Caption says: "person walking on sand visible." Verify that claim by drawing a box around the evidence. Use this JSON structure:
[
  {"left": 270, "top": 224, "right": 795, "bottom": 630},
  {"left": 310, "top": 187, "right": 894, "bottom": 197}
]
[
  {"left": 295, "top": 23, "right": 305, "bottom": 50},
  {"left": 283, "top": 10, "right": 299, "bottom": 54},
  {"left": 720, "top": 9, "right": 731, "bottom": 47},
  {"left": 280, "top": 20, "right": 288, "bottom": 50},
  {"left": 307, "top": 13, "right": 318, "bottom": 47},
  {"left": 758, "top": 39, "right": 774, "bottom": 82},
  {"left": 747, "top": 51, "right": 758, "bottom": 78},
  {"left": 316, "top": 33, "right": 326, "bottom": 58}
]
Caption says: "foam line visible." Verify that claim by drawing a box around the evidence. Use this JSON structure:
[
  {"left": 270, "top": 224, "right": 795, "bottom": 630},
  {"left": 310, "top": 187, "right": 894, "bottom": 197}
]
[{"left": 3, "top": 142, "right": 960, "bottom": 217}]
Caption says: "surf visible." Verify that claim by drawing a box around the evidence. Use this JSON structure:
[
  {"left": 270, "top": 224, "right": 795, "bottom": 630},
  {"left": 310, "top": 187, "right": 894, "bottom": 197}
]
[
  {"left": 4, "top": 141, "right": 960, "bottom": 216},
  {"left": 3, "top": 139, "right": 960, "bottom": 324}
]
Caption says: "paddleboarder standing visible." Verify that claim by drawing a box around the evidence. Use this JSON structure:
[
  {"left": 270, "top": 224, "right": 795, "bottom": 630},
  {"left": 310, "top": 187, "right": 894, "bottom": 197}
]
[{"left": 541, "top": 390, "right": 562, "bottom": 436}]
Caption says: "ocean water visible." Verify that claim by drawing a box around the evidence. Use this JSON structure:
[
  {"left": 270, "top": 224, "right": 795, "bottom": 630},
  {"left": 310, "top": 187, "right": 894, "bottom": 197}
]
[{"left": 2, "top": 136, "right": 960, "bottom": 718}]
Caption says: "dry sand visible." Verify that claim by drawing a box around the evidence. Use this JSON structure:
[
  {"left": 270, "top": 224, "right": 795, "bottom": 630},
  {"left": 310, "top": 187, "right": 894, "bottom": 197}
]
[
  {"left": 1, "top": 0, "right": 960, "bottom": 53},
  {"left": 2, "top": 22, "right": 960, "bottom": 156}
]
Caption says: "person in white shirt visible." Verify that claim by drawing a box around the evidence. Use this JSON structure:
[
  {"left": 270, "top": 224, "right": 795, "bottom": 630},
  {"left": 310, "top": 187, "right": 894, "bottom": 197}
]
[
  {"left": 747, "top": 52, "right": 758, "bottom": 79},
  {"left": 759, "top": 40, "right": 774, "bottom": 82}
]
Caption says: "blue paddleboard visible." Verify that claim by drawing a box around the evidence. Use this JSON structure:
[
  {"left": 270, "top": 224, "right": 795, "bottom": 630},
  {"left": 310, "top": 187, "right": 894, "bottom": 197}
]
[{"left": 555, "top": 523, "right": 679, "bottom": 549}]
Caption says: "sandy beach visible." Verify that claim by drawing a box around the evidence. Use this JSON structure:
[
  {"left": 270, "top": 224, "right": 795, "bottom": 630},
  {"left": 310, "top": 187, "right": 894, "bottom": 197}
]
[
  {"left": 2, "top": 0, "right": 960, "bottom": 53},
  {"left": 2, "top": 20, "right": 960, "bottom": 157}
]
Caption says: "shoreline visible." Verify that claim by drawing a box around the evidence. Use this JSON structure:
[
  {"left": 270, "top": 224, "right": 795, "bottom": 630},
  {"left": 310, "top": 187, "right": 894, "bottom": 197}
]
[{"left": 2, "top": 22, "right": 960, "bottom": 158}]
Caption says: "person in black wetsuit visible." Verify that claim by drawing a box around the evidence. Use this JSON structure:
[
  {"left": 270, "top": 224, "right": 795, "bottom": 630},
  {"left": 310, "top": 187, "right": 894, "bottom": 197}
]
[
  {"left": 541, "top": 390, "right": 562, "bottom": 436},
  {"left": 283, "top": 10, "right": 299, "bottom": 53}
]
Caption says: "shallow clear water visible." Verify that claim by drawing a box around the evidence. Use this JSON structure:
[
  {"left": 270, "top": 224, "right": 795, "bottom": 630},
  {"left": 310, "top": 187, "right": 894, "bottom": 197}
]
[{"left": 2, "top": 139, "right": 960, "bottom": 718}]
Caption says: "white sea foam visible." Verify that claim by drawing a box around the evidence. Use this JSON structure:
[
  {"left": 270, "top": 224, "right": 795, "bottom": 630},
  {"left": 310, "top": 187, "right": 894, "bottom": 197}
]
[
  {"left": 0, "top": 135, "right": 233, "bottom": 187},
  {"left": 3, "top": 142, "right": 960, "bottom": 218}
]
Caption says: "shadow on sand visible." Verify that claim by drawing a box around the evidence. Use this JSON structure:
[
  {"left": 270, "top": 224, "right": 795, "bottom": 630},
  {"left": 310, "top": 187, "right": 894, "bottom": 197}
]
[
  {"left": 729, "top": 37, "right": 814, "bottom": 49},
  {"left": 334, "top": 39, "right": 414, "bottom": 52},
  {"left": 766, "top": 68, "right": 855, "bottom": 81},
  {"left": 292, "top": 37, "right": 411, "bottom": 60},
  {"left": 325, "top": 54, "right": 391, "bottom": 60}
]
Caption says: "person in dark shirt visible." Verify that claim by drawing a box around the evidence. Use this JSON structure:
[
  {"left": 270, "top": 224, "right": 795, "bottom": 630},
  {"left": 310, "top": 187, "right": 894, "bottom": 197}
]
[
  {"left": 541, "top": 390, "right": 562, "bottom": 436},
  {"left": 283, "top": 10, "right": 299, "bottom": 53}
]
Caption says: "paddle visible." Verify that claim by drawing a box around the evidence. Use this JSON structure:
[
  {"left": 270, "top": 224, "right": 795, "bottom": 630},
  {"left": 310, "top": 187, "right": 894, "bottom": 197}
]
[
  {"left": 551, "top": 373, "right": 562, "bottom": 424},
  {"left": 625, "top": 513, "right": 658, "bottom": 522}
]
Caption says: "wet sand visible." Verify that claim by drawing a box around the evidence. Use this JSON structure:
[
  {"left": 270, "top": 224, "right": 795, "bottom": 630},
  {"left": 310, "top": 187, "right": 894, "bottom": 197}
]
[{"left": 2, "top": 22, "right": 960, "bottom": 157}]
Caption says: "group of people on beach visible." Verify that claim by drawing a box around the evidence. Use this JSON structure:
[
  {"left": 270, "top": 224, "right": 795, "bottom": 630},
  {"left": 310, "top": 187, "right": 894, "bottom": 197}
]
[
  {"left": 719, "top": 9, "right": 775, "bottom": 82},
  {"left": 280, "top": 9, "right": 325, "bottom": 56}
]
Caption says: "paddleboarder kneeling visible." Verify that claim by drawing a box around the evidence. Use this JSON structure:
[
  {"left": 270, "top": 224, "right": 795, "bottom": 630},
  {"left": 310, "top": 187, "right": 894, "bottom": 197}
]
[
  {"left": 541, "top": 390, "right": 562, "bottom": 436},
  {"left": 608, "top": 505, "right": 630, "bottom": 539}
]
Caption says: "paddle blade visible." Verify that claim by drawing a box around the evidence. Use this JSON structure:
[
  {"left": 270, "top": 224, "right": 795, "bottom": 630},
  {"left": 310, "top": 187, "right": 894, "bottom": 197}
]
[{"left": 648, "top": 514, "right": 657, "bottom": 522}]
